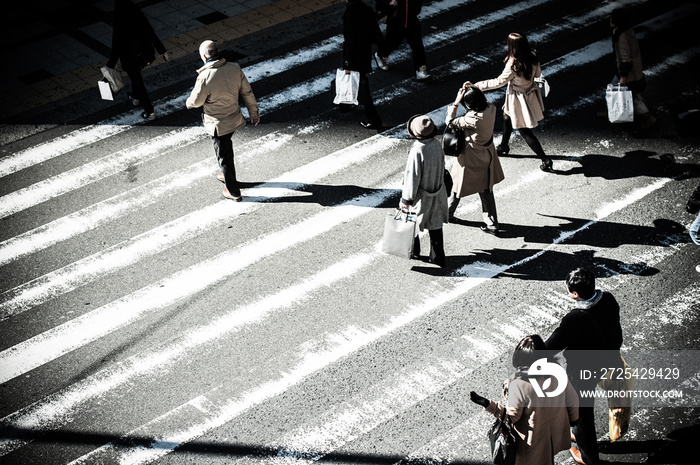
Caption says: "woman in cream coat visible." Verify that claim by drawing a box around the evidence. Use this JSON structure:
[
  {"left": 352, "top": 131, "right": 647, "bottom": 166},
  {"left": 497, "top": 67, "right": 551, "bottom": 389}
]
[
  {"left": 470, "top": 335, "right": 579, "bottom": 465},
  {"left": 467, "top": 33, "right": 554, "bottom": 172},
  {"left": 445, "top": 84, "right": 504, "bottom": 233}
]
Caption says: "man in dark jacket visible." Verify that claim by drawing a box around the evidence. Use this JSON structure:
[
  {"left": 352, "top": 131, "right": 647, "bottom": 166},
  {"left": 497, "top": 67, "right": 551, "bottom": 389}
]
[
  {"left": 375, "top": 0, "right": 430, "bottom": 80},
  {"left": 545, "top": 267, "right": 623, "bottom": 465},
  {"left": 107, "top": 0, "right": 168, "bottom": 120},
  {"left": 343, "top": 0, "right": 384, "bottom": 130}
]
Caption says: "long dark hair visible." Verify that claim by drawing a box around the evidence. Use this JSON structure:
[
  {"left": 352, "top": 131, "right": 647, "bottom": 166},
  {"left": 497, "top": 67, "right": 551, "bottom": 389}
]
[
  {"left": 505, "top": 33, "right": 539, "bottom": 80},
  {"left": 461, "top": 86, "right": 488, "bottom": 112}
]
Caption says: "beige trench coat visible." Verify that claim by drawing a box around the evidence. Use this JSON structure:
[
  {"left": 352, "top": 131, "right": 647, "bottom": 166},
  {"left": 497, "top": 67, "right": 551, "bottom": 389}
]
[
  {"left": 485, "top": 376, "right": 579, "bottom": 465},
  {"left": 445, "top": 102, "right": 504, "bottom": 197},
  {"left": 475, "top": 57, "right": 544, "bottom": 129},
  {"left": 186, "top": 59, "right": 259, "bottom": 136}
]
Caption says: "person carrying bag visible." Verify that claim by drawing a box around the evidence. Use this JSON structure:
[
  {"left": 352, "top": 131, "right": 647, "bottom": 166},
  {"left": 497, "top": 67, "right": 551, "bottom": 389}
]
[
  {"left": 445, "top": 84, "right": 504, "bottom": 233},
  {"left": 470, "top": 335, "right": 579, "bottom": 465}
]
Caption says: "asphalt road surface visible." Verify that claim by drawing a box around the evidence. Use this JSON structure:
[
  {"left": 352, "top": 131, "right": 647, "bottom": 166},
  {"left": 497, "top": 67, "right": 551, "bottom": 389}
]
[{"left": 1, "top": 0, "right": 700, "bottom": 464}]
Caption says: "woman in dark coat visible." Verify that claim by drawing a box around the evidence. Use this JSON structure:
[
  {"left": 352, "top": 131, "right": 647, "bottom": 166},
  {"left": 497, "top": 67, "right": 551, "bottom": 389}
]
[
  {"left": 468, "top": 33, "right": 553, "bottom": 172},
  {"left": 445, "top": 84, "right": 504, "bottom": 233},
  {"left": 342, "top": 0, "right": 384, "bottom": 130},
  {"left": 107, "top": 0, "right": 168, "bottom": 120},
  {"left": 400, "top": 115, "right": 448, "bottom": 267}
]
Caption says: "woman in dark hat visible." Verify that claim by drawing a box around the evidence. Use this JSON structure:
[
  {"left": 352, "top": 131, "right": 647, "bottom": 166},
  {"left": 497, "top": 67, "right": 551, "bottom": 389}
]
[
  {"left": 446, "top": 84, "right": 505, "bottom": 233},
  {"left": 400, "top": 114, "right": 449, "bottom": 267}
]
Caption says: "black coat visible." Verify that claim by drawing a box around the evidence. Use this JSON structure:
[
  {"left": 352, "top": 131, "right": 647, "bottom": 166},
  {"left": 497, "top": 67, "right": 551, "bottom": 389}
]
[
  {"left": 376, "top": 0, "right": 423, "bottom": 26},
  {"left": 545, "top": 290, "right": 624, "bottom": 385},
  {"left": 343, "top": 0, "right": 384, "bottom": 73},
  {"left": 107, "top": 0, "right": 166, "bottom": 71}
]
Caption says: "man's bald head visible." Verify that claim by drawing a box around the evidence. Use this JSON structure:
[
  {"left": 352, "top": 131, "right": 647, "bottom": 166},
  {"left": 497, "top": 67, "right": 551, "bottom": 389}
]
[{"left": 199, "top": 40, "right": 218, "bottom": 62}]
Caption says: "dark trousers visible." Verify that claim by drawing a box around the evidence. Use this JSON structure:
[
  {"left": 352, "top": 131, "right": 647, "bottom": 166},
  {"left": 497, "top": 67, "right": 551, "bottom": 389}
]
[
  {"left": 501, "top": 113, "right": 548, "bottom": 161},
  {"left": 573, "top": 405, "right": 599, "bottom": 464},
  {"left": 358, "top": 72, "right": 382, "bottom": 126},
  {"left": 412, "top": 228, "right": 445, "bottom": 267},
  {"left": 212, "top": 131, "right": 240, "bottom": 197},
  {"left": 378, "top": 15, "right": 426, "bottom": 70},
  {"left": 572, "top": 379, "right": 600, "bottom": 465},
  {"left": 447, "top": 191, "right": 498, "bottom": 226},
  {"left": 125, "top": 67, "right": 153, "bottom": 113}
]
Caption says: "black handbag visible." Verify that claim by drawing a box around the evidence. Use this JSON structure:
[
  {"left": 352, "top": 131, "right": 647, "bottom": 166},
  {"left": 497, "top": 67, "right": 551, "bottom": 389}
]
[
  {"left": 488, "top": 410, "right": 516, "bottom": 465},
  {"left": 442, "top": 121, "right": 464, "bottom": 157}
]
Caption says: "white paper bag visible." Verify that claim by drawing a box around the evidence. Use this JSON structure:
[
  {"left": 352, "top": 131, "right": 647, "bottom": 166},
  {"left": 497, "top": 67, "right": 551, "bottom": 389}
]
[
  {"left": 333, "top": 69, "right": 360, "bottom": 105},
  {"left": 381, "top": 210, "right": 416, "bottom": 259},
  {"left": 534, "top": 75, "right": 550, "bottom": 97},
  {"left": 98, "top": 79, "right": 114, "bottom": 100},
  {"left": 100, "top": 66, "right": 124, "bottom": 93},
  {"left": 606, "top": 84, "right": 634, "bottom": 123}
]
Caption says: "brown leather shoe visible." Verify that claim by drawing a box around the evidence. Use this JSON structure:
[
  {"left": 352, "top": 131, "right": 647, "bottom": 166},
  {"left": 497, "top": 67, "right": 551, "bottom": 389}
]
[
  {"left": 222, "top": 189, "right": 242, "bottom": 202},
  {"left": 569, "top": 446, "right": 585, "bottom": 464}
]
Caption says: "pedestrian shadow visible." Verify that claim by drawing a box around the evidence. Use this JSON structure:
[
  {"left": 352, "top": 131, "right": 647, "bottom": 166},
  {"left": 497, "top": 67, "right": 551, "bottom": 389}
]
[
  {"left": 0, "top": 426, "right": 491, "bottom": 464},
  {"left": 598, "top": 423, "right": 700, "bottom": 464},
  {"left": 557, "top": 150, "right": 700, "bottom": 181},
  {"left": 440, "top": 248, "right": 659, "bottom": 281},
  {"left": 450, "top": 215, "right": 690, "bottom": 249},
  {"left": 240, "top": 181, "right": 398, "bottom": 207}
]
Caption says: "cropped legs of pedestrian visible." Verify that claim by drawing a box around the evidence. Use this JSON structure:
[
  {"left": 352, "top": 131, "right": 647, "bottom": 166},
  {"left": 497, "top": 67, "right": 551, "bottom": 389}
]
[
  {"left": 124, "top": 66, "right": 154, "bottom": 115},
  {"left": 572, "top": 401, "right": 600, "bottom": 465},
  {"left": 357, "top": 72, "right": 382, "bottom": 129},
  {"left": 212, "top": 130, "right": 241, "bottom": 199},
  {"left": 412, "top": 228, "right": 445, "bottom": 268},
  {"left": 447, "top": 190, "right": 498, "bottom": 231},
  {"left": 379, "top": 15, "right": 427, "bottom": 74},
  {"left": 500, "top": 113, "right": 553, "bottom": 172}
]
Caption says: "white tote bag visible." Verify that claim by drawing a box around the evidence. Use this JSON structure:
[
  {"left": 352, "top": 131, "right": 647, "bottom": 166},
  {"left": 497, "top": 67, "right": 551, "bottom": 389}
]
[
  {"left": 606, "top": 84, "right": 634, "bottom": 123},
  {"left": 98, "top": 79, "right": 114, "bottom": 100},
  {"left": 381, "top": 210, "right": 417, "bottom": 259},
  {"left": 333, "top": 69, "right": 360, "bottom": 105},
  {"left": 100, "top": 66, "right": 124, "bottom": 93}
]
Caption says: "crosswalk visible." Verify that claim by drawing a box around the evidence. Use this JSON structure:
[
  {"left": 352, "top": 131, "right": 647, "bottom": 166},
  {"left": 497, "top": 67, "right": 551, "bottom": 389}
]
[{"left": 1, "top": 0, "right": 699, "bottom": 463}]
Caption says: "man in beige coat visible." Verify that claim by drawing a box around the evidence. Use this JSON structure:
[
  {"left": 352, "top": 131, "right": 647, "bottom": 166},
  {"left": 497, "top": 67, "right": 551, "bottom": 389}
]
[{"left": 186, "top": 40, "right": 260, "bottom": 201}]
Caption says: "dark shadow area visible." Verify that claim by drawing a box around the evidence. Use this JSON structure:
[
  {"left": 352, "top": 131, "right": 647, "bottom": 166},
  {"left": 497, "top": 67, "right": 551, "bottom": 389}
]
[
  {"left": 557, "top": 150, "right": 699, "bottom": 181},
  {"left": 1, "top": 423, "right": 696, "bottom": 463},
  {"left": 449, "top": 216, "right": 690, "bottom": 249},
  {"left": 441, "top": 248, "right": 659, "bottom": 281},
  {"left": 599, "top": 423, "right": 700, "bottom": 464},
  {"left": 0, "top": 426, "right": 490, "bottom": 465},
  {"left": 240, "top": 182, "right": 400, "bottom": 208}
]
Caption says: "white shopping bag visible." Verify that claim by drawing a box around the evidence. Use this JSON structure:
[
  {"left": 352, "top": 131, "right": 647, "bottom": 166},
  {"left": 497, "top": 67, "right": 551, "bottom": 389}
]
[
  {"left": 606, "top": 84, "right": 634, "bottom": 123},
  {"left": 534, "top": 75, "right": 550, "bottom": 97},
  {"left": 381, "top": 209, "right": 416, "bottom": 259},
  {"left": 98, "top": 79, "right": 114, "bottom": 100},
  {"left": 333, "top": 69, "right": 360, "bottom": 105},
  {"left": 100, "top": 66, "right": 124, "bottom": 94}
]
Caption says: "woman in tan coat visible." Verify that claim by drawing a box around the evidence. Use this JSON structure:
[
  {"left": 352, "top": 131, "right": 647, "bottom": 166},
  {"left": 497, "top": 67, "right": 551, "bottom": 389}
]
[
  {"left": 470, "top": 335, "right": 579, "bottom": 465},
  {"left": 445, "top": 84, "right": 504, "bottom": 233},
  {"left": 611, "top": 7, "right": 655, "bottom": 128},
  {"left": 467, "top": 33, "right": 554, "bottom": 172}
]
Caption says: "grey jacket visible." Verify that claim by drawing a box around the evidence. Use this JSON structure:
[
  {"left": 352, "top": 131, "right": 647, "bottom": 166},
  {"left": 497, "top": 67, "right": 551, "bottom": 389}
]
[{"left": 401, "top": 138, "right": 449, "bottom": 231}]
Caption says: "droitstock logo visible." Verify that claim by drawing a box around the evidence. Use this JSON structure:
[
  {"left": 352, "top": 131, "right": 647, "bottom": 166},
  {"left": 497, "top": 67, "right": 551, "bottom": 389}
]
[{"left": 528, "top": 358, "right": 568, "bottom": 398}]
